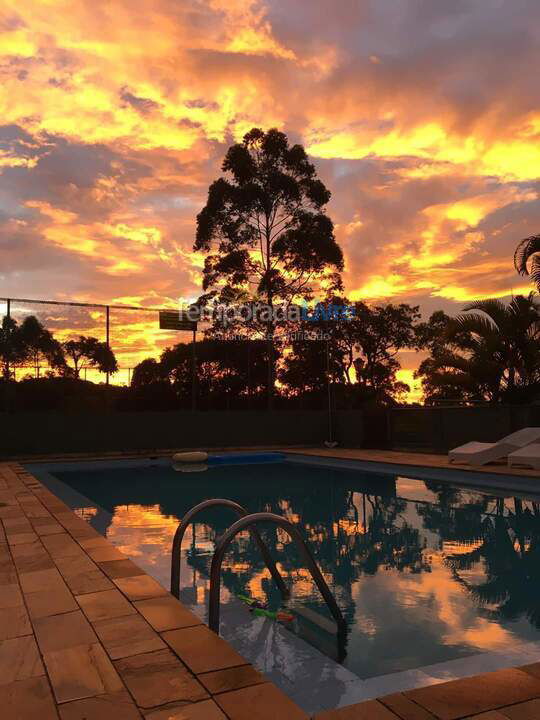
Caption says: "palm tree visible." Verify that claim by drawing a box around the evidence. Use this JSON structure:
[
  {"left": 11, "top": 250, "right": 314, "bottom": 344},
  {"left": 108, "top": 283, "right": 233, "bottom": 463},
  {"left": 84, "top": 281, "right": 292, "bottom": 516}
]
[
  {"left": 421, "top": 294, "right": 540, "bottom": 403},
  {"left": 515, "top": 234, "right": 540, "bottom": 291}
]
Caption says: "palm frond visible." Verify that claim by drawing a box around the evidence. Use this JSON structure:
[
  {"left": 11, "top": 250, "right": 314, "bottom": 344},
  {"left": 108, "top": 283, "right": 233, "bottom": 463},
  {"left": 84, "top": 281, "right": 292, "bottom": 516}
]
[
  {"left": 531, "top": 256, "right": 540, "bottom": 292},
  {"left": 514, "top": 234, "right": 540, "bottom": 276},
  {"left": 462, "top": 299, "right": 508, "bottom": 329},
  {"left": 430, "top": 351, "right": 473, "bottom": 374},
  {"left": 450, "top": 313, "right": 498, "bottom": 338}
]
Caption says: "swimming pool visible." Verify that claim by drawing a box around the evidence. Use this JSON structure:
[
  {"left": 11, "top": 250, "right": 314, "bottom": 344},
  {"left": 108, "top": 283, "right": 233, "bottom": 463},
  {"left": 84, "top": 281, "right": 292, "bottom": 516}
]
[{"left": 29, "top": 454, "right": 540, "bottom": 713}]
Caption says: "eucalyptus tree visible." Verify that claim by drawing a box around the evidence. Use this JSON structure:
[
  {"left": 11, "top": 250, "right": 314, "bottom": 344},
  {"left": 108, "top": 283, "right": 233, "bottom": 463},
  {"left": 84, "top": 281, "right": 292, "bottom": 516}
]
[{"left": 194, "top": 127, "right": 343, "bottom": 406}]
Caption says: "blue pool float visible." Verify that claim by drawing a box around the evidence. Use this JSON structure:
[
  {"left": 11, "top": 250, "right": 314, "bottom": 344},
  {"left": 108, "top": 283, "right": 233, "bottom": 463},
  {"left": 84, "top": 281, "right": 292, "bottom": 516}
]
[
  {"left": 207, "top": 452, "right": 286, "bottom": 465},
  {"left": 172, "top": 451, "right": 285, "bottom": 466}
]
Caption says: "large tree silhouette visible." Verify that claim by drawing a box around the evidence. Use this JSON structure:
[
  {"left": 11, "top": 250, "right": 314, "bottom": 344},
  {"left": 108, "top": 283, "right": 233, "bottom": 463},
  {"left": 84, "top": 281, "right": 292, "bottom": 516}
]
[{"left": 194, "top": 127, "right": 344, "bottom": 406}]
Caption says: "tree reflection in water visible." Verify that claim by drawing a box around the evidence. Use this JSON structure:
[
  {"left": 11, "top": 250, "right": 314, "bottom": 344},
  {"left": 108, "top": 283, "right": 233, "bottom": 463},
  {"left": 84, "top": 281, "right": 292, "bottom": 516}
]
[{"left": 59, "top": 461, "right": 540, "bottom": 680}]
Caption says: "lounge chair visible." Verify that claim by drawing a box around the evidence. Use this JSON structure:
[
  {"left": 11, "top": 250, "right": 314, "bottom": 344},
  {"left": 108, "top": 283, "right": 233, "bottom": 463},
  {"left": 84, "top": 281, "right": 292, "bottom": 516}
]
[
  {"left": 508, "top": 443, "right": 540, "bottom": 470},
  {"left": 448, "top": 427, "right": 540, "bottom": 466}
]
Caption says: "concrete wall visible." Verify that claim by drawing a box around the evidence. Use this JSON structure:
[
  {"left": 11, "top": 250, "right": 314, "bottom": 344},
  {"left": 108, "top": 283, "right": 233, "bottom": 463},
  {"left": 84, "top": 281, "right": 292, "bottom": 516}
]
[
  {"left": 388, "top": 405, "right": 540, "bottom": 452},
  {"left": 0, "top": 409, "right": 364, "bottom": 458}
]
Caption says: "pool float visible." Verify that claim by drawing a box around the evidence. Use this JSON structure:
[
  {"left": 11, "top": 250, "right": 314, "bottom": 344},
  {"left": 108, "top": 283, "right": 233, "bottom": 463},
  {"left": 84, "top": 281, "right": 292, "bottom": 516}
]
[
  {"left": 171, "top": 451, "right": 285, "bottom": 466},
  {"left": 252, "top": 608, "right": 294, "bottom": 622},
  {"left": 172, "top": 451, "right": 208, "bottom": 463},
  {"left": 237, "top": 594, "right": 294, "bottom": 623}
]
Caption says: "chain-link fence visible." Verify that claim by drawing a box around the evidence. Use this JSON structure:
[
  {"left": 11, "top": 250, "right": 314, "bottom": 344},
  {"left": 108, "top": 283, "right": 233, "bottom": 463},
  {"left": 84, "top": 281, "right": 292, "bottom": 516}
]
[
  {"left": 0, "top": 296, "right": 359, "bottom": 427},
  {"left": 0, "top": 297, "right": 186, "bottom": 386}
]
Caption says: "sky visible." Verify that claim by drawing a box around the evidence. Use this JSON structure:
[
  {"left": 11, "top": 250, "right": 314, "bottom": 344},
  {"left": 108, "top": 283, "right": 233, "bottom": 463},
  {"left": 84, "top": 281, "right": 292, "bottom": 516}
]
[{"left": 1, "top": 0, "right": 539, "bottom": 394}]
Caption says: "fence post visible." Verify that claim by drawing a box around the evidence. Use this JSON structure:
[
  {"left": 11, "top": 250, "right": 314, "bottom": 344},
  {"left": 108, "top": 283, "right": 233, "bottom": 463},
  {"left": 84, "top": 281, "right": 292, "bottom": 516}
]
[
  {"left": 5, "top": 298, "right": 10, "bottom": 382},
  {"left": 105, "top": 305, "right": 110, "bottom": 386},
  {"left": 191, "top": 328, "right": 197, "bottom": 411}
]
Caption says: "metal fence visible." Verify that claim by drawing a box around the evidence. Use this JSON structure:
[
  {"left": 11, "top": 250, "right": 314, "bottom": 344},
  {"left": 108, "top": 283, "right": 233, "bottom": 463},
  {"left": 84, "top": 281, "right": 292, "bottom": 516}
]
[
  {"left": 0, "top": 296, "right": 192, "bottom": 386},
  {"left": 0, "top": 296, "right": 353, "bottom": 425}
]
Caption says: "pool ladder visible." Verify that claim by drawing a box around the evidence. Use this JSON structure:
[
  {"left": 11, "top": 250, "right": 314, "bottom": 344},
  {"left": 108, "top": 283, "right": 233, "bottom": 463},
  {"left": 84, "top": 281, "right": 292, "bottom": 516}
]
[{"left": 170, "top": 499, "right": 346, "bottom": 638}]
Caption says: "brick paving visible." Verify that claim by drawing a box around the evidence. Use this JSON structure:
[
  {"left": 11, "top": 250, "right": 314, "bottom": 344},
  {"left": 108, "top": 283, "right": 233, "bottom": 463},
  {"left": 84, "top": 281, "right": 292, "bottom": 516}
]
[{"left": 2, "top": 460, "right": 540, "bottom": 719}]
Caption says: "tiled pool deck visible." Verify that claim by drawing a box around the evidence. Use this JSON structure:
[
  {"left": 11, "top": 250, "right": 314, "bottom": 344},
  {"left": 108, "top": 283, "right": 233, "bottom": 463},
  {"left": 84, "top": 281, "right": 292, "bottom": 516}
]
[{"left": 2, "top": 454, "right": 540, "bottom": 720}]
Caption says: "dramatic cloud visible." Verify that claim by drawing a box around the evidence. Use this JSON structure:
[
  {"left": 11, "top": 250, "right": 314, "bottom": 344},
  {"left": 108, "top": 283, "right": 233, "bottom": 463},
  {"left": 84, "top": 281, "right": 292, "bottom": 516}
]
[{"left": 1, "top": 0, "right": 539, "bottom": 394}]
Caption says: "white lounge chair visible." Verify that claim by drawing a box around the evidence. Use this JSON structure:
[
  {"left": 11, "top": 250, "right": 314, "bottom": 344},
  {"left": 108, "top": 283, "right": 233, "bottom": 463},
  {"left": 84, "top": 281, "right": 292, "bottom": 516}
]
[
  {"left": 448, "top": 427, "right": 540, "bottom": 466},
  {"left": 508, "top": 443, "right": 540, "bottom": 470}
]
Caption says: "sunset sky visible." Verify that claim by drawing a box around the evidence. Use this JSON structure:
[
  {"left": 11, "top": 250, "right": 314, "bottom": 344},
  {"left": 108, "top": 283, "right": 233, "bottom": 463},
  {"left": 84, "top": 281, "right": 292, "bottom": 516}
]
[{"left": 1, "top": 0, "right": 539, "bottom": 392}]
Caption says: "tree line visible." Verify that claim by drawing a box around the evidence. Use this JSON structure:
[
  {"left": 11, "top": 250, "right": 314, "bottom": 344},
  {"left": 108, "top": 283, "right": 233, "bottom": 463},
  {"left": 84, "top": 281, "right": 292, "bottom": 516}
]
[
  {"left": 0, "top": 315, "right": 117, "bottom": 380},
  {"left": 2, "top": 127, "right": 539, "bottom": 409}
]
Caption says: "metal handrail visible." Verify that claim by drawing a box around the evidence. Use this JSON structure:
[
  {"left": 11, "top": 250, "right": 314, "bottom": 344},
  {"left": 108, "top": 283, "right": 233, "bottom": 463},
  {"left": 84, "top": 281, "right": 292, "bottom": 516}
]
[
  {"left": 209, "top": 511, "right": 347, "bottom": 638},
  {"left": 170, "top": 499, "right": 288, "bottom": 599}
]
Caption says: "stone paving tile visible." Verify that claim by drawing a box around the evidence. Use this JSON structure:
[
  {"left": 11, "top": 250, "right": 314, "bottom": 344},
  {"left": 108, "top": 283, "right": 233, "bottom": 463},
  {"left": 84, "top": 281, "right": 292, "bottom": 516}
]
[
  {"left": 197, "top": 664, "right": 265, "bottom": 695},
  {"left": 54, "top": 554, "right": 114, "bottom": 595},
  {"left": 113, "top": 574, "right": 168, "bottom": 601},
  {"left": 22, "top": 504, "right": 50, "bottom": 519},
  {"left": 0, "top": 555, "right": 17, "bottom": 584},
  {"left": 379, "top": 692, "right": 437, "bottom": 719},
  {"left": 98, "top": 559, "right": 145, "bottom": 579},
  {"left": 215, "top": 682, "right": 309, "bottom": 720},
  {"left": 0, "top": 675, "right": 58, "bottom": 720},
  {"left": 114, "top": 648, "right": 208, "bottom": 709},
  {"left": 78, "top": 536, "right": 111, "bottom": 550},
  {"left": 69, "top": 526, "right": 104, "bottom": 541},
  {"left": 144, "top": 698, "right": 227, "bottom": 719},
  {"left": 33, "top": 610, "right": 98, "bottom": 653},
  {"left": 19, "top": 566, "right": 66, "bottom": 593},
  {"left": 0, "top": 505, "right": 25, "bottom": 519},
  {"left": 7, "top": 531, "right": 39, "bottom": 546},
  {"left": 24, "top": 576, "right": 79, "bottom": 619},
  {"left": 32, "top": 522, "right": 67, "bottom": 537},
  {"left": 86, "top": 545, "right": 126, "bottom": 562},
  {"left": 133, "top": 596, "right": 202, "bottom": 632},
  {"left": 162, "top": 625, "right": 247, "bottom": 674},
  {"left": 0, "top": 604, "right": 33, "bottom": 640},
  {"left": 0, "top": 635, "right": 45, "bottom": 685},
  {"left": 464, "top": 712, "right": 516, "bottom": 719},
  {"left": 58, "top": 690, "right": 142, "bottom": 720},
  {"left": 44, "top": 642, "right": 124, "bottom": 703},
  {"left": 77, "top": 588, "right": 138, "bottom": 622},
  {"left": 315, "top": 699, "right": 401, "bottom": 719},
  {"left": 405, "top": 668, "right": 540, "bottom": 720},
  {"left": 42, "top": 533, "right": 87, "bottom": 559},
  {"left": 0, "top": 582, "right": 24, "bottom": 609},
  {"left": 31, "top": 517, "right": 64, "bottom": 535},
  {"left": 93, "top": 613, "right": 166, "bottom": 660},
  {"left": 11, "top": 539, "right": 55, "bottom": 573},
  {"left": 2, "top": 516, "right": 33, "bottom": 532},
  {"left": 498, "top": 698, "right": 540, "bottom": 719}
]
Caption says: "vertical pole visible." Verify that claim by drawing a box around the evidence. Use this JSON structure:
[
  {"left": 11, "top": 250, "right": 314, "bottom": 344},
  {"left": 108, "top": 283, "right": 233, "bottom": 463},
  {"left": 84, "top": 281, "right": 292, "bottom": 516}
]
[
  {"left": 5, "top": 299, "right": 11, "bottom": 382},
  {"left": 326, "top": 337, "right": 333, "bottom": 443},
  {"left": 105, "top": 305, "right": 110, "bottom": 386},
  {"left": 247, "top": 340, "right": 251, "bottom": 409},
  {"left": 191, "top": 327, "right": 197, "bottom": 411}
]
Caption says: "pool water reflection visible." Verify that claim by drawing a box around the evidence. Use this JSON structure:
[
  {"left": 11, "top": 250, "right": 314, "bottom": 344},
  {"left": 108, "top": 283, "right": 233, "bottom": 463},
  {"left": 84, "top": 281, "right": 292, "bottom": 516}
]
[{"left": 48, "top": 459, "right": 540, "bottom": 681}]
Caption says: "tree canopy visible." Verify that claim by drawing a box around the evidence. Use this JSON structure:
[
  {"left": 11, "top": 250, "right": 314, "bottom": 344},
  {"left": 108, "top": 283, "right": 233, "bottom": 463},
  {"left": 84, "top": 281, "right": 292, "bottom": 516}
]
[
  {"left": 417, "top": 294, "right": 540, "bottom": 404},
  {"left": 194, "top": 127, "right": 344, "bottom": 310}
]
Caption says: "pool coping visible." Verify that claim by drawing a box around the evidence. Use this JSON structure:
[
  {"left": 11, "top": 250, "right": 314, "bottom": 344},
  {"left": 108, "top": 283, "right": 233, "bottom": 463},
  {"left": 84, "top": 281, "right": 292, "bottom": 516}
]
[{"left": 2, "top": 457, "right": 540, "bottom": 720}]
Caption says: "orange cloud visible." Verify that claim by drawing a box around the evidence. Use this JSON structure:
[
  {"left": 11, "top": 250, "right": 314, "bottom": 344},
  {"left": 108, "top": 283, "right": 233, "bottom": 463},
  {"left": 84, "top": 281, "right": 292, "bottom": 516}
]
[{"left": 2, "top": 0, "right": 539, "bottom": 393}]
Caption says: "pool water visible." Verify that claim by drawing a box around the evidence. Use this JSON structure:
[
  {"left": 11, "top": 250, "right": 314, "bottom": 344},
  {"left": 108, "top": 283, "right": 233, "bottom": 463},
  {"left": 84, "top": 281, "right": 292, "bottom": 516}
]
[{"left": 32, "top": 457, "right": 540, "bottom": 695}]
